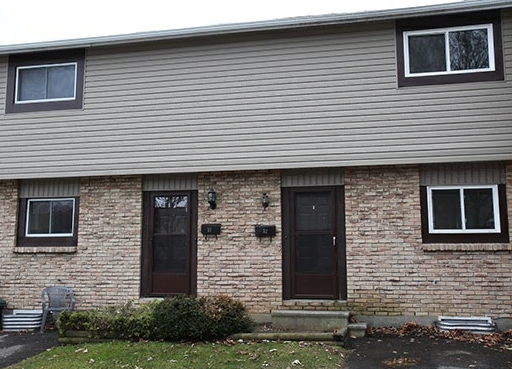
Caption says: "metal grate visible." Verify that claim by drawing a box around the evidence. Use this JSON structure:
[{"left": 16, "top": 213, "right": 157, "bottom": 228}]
[
  {"left": 434, "top": 316, "right": 497, "bottom": 334},
  {"left": 2, "top": 310, "right": 43, "bottom": 331}
]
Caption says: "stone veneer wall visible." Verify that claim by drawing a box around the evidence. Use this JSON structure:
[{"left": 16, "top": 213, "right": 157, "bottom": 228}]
[
  {"left": 197, "top": 170, "right": 282, "bottom": 314},
  {"left": 1, "top": 163, "right": 511, "bottom": 318},
  {"left": 344, "top": 164, "right": 512, "bottom": 318},
  {"left": 0, "top": 176, "right": 142, "bottom": 310}
]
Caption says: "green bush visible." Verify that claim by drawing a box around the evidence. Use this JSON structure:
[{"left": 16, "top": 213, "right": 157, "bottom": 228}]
[
  {"left": 57, "top": 295, "right": 254, "bottom": 342},
  {"left": 152, "top": 295, "right": 209, "bottom": 341},
  {"left": 57, "top": 301, "right": 157, "bottom": 340}
]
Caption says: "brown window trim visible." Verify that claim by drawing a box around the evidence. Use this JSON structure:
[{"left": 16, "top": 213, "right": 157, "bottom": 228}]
[
  {"left": 6, "top": 49, "right": 85, "bottom": 113},
  {"left": 396, "top": 10, "right": 504, "bottom": 87},
  {"left": 420, "top": 185, "right": 509, "bottom": 244},
  {"left": 17, "top": 197, "right": 79, "bottom": 247}
]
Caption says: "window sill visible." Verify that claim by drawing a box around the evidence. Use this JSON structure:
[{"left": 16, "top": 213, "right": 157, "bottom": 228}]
[
  {"left": 14, "top": 246, "right": 77, "bottom": 254},
  {"left": 422, "top": 243, "right": 511, "bottom": 252}
]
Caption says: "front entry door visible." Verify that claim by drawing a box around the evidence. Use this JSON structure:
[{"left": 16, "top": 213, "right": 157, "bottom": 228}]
[
  {"left": 282, "top": 187, "right": 346, "bottom": 300},
  {"left": 142, "top": 191, "right": 197, "bottom": 296}
]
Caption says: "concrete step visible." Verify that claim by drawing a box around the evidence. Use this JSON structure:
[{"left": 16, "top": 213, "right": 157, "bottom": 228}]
[{"left": 271, "top": 310, "right": 350, "bottom": 332}]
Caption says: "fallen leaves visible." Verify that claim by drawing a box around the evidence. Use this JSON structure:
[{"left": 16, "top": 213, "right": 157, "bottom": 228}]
[
  {"left": 381, "top": 357, "right": 419, "bottom": 367},
  {"left": 368, "top": 322, "right": 512, "bottom": 350}
]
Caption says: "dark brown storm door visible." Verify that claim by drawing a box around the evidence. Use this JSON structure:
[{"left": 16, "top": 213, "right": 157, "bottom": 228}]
[
  {"left": 282, "top": 187, "right": 346, "bottom": 300},
  {"left": 142, "top": 192, "right": 197, "bottom": 296}
]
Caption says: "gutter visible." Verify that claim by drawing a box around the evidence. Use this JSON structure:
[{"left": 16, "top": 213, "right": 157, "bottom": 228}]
[{"left": 1, "top": 0, "right": 512, "bottom": 55}]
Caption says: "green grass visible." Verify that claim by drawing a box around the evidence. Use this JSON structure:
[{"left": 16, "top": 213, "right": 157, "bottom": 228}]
[{"left": 7, "top": 340, "right": 347, "bottom": 369}]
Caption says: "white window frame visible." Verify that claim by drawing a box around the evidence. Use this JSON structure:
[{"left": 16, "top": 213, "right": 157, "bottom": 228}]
[
  {"left": 25, "top": 198, "right": 76, "bottom": 237},
  {"left": 426, "top": 185, "right": 501, "bottom": 234},
  {"left": 15, "top": 62, "right": 78, "bottom": 104},
  {"left": 404, "top": 23, "right": 495, "bottom": 77}
]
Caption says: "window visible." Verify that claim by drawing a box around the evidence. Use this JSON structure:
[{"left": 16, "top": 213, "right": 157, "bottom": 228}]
[
  {"left": 6, "top": 49, "right": 85, "bottom": 113},
  {"left": 420, "top": 184, "right": 508, "bottom": 244},
  {"left": 26, "top": 198, "right": 76, "bottom": 237},
  {"left": 405, "top": 24, "right": 494, "bottom": 77},
  {"left": 17, "top": 179, "right": 80, "bottom": 247},
  {"left": 396, "top": 11, "right": 503, "bottom": 87},
  {"left": 427, "top": 185, "right": 500, "bottom": 234},
  {"left": 18, "top": 197, "right": 79, "bottom": 247},
  {"left": 16, "top": 63, "right": 77, "bottom": 104}
]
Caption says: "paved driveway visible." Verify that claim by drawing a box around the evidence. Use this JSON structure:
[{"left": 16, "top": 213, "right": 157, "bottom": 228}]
[
  {"left": 344, "top": 334, "right": 512, "bottom": 369},
  {"left": 1, "top": 329, "right": 512, "bottom": 369},
  {"left": 0, "top": 331, "right": 58, "bottom": 368}
]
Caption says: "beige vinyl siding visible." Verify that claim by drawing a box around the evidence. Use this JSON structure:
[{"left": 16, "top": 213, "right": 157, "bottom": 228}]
[
  {"left": 0, "top": 56, "right": 6, "bottom": 113},
  {"left": 1, "top": 15, "right": 512, "bottom": 179}
]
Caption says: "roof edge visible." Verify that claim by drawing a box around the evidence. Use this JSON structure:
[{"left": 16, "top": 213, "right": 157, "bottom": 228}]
[{"left": 1, "top": 0, "right": 512, "bottom": 55}]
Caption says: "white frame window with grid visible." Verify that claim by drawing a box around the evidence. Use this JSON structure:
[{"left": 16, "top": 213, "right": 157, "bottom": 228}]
[
  {"left": 426, "top": 184, "right": 501, "bottom": 234},
  {"left": 403, "top": 23, "right": 495, "bottom": 77}
]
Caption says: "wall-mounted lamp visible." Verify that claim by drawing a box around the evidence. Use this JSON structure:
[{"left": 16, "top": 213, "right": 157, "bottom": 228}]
[
  {"left": 262, "top": 193, "right": 270, "bottom": 210},
  {"left": 207, "top": 187, "right": 217, "bottom": 209}
]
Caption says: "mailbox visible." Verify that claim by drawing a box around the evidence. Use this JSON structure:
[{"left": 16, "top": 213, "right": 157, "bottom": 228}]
[
  {"left": 255, "top": 225, "right": 276, "bottom": 238},
  {"left": 201, "top": 223, "right": 221, "bottom": 238}
]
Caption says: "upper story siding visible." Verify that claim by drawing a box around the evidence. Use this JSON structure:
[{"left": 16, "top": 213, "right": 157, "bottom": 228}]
[{"left": 0, "top": 10, "right": 511, "bottom": 179}]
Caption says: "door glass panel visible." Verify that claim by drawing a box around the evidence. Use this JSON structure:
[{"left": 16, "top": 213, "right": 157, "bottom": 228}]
[
  {"left": 152, "top": 195, "right": 188, "bottom": 274},
  {"left": 153, "top": 235, "right": 187, "bottom": 273},
  {"left": 294, "top": 191, "right": 334, "bottom": 275},
  {"left": 296, "top": 234, "right": 333, "bottom": 274},
  {"left": 296, "top": 192, "right": 331, "bottom": 231}
]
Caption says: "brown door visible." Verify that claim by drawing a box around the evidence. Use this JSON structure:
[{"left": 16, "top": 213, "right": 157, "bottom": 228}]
[
  {"left": 282, "top": 187, "right": 346, "bottom": 300},
  {"left": 141, "top": 191, "right": 197, "bottom": 296}
]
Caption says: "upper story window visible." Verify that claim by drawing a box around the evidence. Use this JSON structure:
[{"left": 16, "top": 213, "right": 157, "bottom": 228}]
[
  {"left": 396, "top": 11, "right": 503, "bottom": 87},
  {"left": 6, "top": 49, "right": 85, "bottom": 113},
  {"left": 404, "top": 24, "right": 494, "bottom": 77},
  {"left": 16, "top": 63, "right": 77, "bottom": 104}
]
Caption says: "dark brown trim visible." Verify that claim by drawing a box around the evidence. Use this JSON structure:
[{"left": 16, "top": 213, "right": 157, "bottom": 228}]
[
  {"left": 5, "top": 49, "right": 85, "bottom": 113},
  {"left": 140, "top": 191, "right": 198, "bottom": 298},
  {"left": 396, "top": 10, "right": 504, "bottom": 88},
  {"left": 17, "top": 197, "right": 79, "bottom": 247},
  {"left": 281, "top": 186, "right": 346, "bottom": 300},
  {"left": 420, "top": 185, "right": 509, "bottom": 244}
]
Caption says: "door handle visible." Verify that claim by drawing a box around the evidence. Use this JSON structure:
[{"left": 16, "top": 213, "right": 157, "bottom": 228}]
[{"left": 333, "top": 236, "right": 336, "bottom": 247}]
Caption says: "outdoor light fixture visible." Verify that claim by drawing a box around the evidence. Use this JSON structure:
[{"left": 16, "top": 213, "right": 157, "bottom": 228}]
[
  {"left": 207, "top": 187, "right": 217, "bottom": 209},
  {"left": 262, "top": 193, "right": 270, "bottom": 210}
]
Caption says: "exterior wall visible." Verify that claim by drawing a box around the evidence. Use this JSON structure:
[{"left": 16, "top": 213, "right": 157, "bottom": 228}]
[
  {"left": 345, "top": 163, "right": 512, "bottom": 318},
  {"left": 0, "top": 176, "right": 142, "bottom": 309},
  {"left": 0, "top": 165, "right": 510, "bottom": 319},
  {"left": 196, "top": 170, "right": 282, "bottom": 314},
  {"left": 1, "top": 10, "right": 512, "bottom": 180}
]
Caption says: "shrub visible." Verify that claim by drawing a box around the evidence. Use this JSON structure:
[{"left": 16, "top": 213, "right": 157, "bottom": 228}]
[
  {"left": 152, "top": 295, "right": 209, "bottom": 341},
  {"left": 57, "top": 295, "right": 254, "bottom": 342},
  {"left": 57, "top": 301, "right": 157, "bottom": 340},
  {"left": 200, "top": 295, "right": 255, "bottom": 339}
]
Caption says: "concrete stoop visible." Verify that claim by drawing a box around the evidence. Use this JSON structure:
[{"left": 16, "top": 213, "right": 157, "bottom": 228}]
[{"left": 232, "top": 310, "right": 367, "bottom": 345}]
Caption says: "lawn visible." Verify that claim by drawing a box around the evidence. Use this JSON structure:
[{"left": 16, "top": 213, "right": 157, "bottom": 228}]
[{"left": 7, "top": 340, "right": 347, "bottom": 369}]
